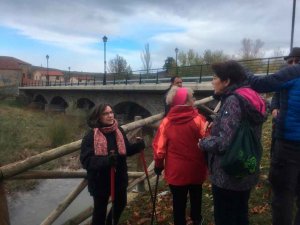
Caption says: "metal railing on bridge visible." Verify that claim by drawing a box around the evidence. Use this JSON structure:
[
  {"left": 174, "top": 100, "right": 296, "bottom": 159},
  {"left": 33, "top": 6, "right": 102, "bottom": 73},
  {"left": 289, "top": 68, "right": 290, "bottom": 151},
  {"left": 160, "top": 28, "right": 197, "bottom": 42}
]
[{"left": 21, "top": 57, "right": 285, "bottom": 87}]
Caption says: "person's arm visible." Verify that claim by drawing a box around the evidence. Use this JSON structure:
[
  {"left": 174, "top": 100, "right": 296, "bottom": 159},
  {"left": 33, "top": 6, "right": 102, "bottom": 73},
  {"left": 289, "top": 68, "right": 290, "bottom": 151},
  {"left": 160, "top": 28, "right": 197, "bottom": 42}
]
[
  {"left": 80, "top": 130, "right": 110, "bottom": 170},
  {"left": 199, "top": 96, "right": 242, "bottom": 154},
  {"left": 152, "top": 118, "right": 168, "bottom": 168},
  {"left": 270, "top": 92, "right": 280, "bottom": 118},
  {"left": 193, "top": 114, "right": 209, "bottom": 138},
  {"left": 119, "top": 127, "right": 145, "bottom": 157},
  {"left": 247, "top": 64, "right": 300, "bottom": 93}
]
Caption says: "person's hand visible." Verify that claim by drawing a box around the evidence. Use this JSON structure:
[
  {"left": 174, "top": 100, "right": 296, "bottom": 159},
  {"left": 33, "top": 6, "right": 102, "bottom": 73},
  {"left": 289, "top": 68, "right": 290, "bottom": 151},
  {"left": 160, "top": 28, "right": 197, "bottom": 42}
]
[
  {"left": 272, "top": 109, "right": 279, "bottom": 118},
  {"left": 154, "top": 166, "right": 163, "bottom": 176},
  {"left": 108, "top": 152, "right": 118, "bottom": 167},
  {"left": 136, "top": 137, "right": 146, "bottom": 149},
  {"left": 198, "top": 138, "right": 203, "bottom": 150}
]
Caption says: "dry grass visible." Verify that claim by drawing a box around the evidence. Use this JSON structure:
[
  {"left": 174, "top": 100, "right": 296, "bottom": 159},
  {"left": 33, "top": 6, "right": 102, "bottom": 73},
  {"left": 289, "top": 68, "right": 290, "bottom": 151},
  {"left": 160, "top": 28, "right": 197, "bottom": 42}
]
[{"left": 0, "top": 98, "right": 87, "bottom": 192}]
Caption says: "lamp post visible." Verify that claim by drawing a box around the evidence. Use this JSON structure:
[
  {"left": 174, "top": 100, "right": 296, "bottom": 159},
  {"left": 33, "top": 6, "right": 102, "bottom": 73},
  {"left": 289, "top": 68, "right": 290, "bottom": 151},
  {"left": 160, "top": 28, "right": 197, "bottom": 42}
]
[
  {"left": 290, "top": 0, "right": 297, "bottom": 51},
  {"left": 46, "top": 55, "right": 49, "bottom": 85},
  {"left": 102, "top": 35, "right": 108, "bottom": 85},
  {"left": 68, "top": 66, "right": 71, "bottom": 83},
  {"left": 175, "top": 47, "right": 179, "bottom": 75}
]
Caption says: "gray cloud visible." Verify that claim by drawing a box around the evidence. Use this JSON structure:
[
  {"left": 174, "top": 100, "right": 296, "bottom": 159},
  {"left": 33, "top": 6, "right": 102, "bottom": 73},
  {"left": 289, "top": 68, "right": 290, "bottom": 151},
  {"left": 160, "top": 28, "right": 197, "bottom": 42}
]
[{"left": 0, "top": 0, "right": 299, "bottom": 71}]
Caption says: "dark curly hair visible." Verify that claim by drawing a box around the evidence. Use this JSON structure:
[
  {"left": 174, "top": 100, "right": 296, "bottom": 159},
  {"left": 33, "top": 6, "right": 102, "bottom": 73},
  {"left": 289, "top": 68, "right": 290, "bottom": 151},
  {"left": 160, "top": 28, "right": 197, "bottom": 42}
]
[
  {"left": 87, "top": 103, "right": 112, "bottom": 128},
  {"left": 211, "top": 60, "right": 246, "bottom": 85}
]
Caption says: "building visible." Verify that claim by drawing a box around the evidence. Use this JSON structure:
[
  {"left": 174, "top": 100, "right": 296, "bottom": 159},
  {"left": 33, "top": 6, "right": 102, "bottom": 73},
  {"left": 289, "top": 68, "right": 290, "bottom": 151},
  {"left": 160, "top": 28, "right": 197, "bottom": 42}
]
[
  {"left": 0, "top": 56, "right": 31, "bottom": 86},
  {"left": 33, "top": 70, "right": 64, "bottom": 83},
  {"left": 70, "top": 75, "right": 94, "bottom": 84}
]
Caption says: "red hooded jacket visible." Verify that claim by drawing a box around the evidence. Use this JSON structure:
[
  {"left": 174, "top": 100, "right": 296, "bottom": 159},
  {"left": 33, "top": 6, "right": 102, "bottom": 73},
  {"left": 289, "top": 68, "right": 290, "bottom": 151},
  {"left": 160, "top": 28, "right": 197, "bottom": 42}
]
[{"left": 153, "top": 105, "right": 208, "bottom": 185}]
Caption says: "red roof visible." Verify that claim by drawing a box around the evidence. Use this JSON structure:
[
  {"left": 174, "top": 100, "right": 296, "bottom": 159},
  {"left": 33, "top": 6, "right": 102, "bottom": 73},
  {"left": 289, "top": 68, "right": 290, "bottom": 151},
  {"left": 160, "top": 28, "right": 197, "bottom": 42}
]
[
  {"left": 0, "top": 56, "right": 31, "bottom": 70},
  {"left": 38, "top": 70, "right": 64, "bottom": 76}
]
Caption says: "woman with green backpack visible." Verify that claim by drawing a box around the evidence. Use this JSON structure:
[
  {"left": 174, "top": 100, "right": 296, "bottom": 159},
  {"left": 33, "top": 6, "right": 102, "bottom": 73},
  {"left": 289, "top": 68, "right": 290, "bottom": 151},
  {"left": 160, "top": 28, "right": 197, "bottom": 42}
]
[{"left": 198, "top": 60, "right": 266, "bottom": 225}]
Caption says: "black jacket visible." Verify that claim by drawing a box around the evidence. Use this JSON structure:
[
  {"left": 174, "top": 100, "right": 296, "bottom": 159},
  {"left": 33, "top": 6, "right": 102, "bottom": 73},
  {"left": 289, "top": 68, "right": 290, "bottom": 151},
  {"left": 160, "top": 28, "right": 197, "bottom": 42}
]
[{"left": 80, "top": 128, "right": 145, "bottom": 197}]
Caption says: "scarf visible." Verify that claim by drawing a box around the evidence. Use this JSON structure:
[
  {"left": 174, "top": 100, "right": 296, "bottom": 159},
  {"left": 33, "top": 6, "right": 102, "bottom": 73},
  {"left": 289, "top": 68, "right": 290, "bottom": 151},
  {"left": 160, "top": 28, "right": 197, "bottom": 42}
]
[{"left": 93, "top": 119, "right": 126, "bottom": 156}]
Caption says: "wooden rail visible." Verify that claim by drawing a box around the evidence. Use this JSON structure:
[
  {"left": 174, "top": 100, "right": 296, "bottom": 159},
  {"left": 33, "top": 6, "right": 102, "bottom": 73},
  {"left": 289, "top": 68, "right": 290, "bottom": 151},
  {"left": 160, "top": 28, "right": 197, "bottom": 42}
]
[{"left": 0, "top": 95, "right": 216, "bottom": 225}]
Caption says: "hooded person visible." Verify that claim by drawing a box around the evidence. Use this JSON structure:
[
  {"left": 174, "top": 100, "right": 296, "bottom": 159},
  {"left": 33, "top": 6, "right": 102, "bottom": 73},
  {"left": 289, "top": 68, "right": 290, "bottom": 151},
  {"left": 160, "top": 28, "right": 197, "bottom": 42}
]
[{"left": 153, "top": 86, "right": 208, "bottom": 225}]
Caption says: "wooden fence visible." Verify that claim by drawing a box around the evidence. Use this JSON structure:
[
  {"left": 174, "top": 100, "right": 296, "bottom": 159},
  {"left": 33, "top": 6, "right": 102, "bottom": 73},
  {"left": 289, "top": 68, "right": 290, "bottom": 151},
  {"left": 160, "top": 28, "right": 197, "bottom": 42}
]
[{"left": 0, "top": 96, "right": 216, "bottom": 225}]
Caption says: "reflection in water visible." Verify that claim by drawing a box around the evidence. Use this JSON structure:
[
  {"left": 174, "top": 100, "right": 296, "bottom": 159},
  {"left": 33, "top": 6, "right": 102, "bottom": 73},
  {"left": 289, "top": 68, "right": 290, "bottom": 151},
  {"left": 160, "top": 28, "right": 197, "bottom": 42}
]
[{"left": 8, "top": 178, "right": 92, "bottom": 225}]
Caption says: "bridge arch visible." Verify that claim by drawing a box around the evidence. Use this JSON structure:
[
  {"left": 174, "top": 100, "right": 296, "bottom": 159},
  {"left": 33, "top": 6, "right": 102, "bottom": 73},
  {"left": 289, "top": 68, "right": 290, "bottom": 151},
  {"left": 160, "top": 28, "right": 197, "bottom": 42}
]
[
  {"left": 76, "top": 98, "right": 95, "bottom": 110},
  {"left": 32, "top": 94, "right": 48, "bottom": 109},
  {"left": 48, "top": 96, "right": 68, "bottom": 112},
  {"left": 113, "top": 101, "right": 151, "bottom": 124}
]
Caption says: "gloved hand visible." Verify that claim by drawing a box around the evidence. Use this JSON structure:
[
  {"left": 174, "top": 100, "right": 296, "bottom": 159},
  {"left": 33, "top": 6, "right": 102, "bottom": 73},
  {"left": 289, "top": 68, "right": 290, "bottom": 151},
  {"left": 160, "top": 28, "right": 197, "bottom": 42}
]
[
  {"left": 136, "top": 137, "right": 146, "bottom": 149},
  {"left": 154, "top": 166, "right": 163, "bottom": 176},
  {"left": 108, "top": 152, "right": 118, "bottom": 167}
]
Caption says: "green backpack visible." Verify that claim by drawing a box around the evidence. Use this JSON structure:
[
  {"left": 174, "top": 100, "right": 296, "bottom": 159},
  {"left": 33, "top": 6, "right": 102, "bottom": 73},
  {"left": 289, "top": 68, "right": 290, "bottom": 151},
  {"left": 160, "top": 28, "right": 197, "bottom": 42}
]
[{"left": 221, "top": 95, "right": 263, "bottom": 179}]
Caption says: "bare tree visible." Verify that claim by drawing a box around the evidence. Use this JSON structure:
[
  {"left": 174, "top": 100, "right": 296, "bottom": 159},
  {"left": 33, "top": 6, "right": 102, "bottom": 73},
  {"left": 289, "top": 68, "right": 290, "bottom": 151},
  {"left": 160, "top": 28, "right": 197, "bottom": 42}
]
[
  {"left": 202, "top": 49, "right": 229, "bottom": 64},
  {"left": 178, "top": 51, "right": 187, "bottom": 66},
  {"left": 239, "top": 38, "right": 265, "bottom": 59},
  {"left": 273, "top": 47, "right": 286, "bottom": 57},
  {"left": 140, "top": 43, "right": 152, "bottom": 74},
  {"left": 178, "top": 49, "right": 202, "bottom": 66},
  {"left": 108, "top": 55, "right": 132, "bottom": 75}
]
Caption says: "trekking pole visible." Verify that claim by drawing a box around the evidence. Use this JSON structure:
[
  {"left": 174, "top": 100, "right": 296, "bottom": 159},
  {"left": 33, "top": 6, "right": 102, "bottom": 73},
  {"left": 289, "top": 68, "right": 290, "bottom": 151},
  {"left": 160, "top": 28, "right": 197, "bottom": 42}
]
[
  {"left": 140, "top": 150, "right": 158, "bottom": 223},
  {"left": 151, "top": 174, "right": 160, "bottom": 225},
  {"left": 110, "top": 150, "right": 116, "bottom": 225}
]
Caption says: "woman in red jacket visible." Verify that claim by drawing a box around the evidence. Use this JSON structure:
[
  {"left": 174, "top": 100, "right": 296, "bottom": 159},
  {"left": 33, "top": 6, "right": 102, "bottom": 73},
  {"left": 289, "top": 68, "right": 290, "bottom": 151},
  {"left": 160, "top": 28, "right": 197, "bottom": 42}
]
[{"left": 153, "top": 86, "right": 208, "bottom": 225}]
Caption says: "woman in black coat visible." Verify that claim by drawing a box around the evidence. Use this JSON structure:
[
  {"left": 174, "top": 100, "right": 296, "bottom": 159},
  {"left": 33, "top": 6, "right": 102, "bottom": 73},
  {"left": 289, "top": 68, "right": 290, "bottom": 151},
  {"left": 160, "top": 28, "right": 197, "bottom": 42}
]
[{"left": 80, "top": 103, "right": 145, "bottom": 225}]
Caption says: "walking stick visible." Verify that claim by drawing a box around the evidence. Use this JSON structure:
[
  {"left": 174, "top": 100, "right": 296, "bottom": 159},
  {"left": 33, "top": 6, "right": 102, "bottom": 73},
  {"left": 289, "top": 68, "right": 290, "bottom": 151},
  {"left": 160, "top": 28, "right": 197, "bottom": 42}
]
[
  {"left": 140, "top": 150, "right": 158, "bottom": 222},
  {"left": 151, "top": 174, "right": 160, "bottom": 225},
  {"left": 110, "top": 150, "right": 116, "bottom": 225}
]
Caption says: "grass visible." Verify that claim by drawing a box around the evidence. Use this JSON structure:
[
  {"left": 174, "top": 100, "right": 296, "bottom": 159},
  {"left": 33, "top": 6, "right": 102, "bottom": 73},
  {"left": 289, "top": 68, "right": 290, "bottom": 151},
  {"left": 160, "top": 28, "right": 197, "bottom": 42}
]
[
  {"left": 0, "top": 98, "right": 88, "bottom": 192},
  {"left": 119, "top": 117, "right": 273, "bottom": 225}
]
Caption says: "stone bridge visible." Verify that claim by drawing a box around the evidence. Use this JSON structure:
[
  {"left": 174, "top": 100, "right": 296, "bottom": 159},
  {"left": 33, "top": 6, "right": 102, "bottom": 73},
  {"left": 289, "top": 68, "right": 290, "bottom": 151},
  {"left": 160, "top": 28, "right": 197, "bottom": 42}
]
[{"left": 19, "top": 83, "right": 214, "bottom": 121}]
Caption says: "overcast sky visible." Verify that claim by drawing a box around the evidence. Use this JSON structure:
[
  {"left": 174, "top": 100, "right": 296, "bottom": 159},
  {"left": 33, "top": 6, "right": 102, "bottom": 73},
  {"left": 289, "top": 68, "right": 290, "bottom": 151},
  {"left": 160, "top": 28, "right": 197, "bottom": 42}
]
[{"left": 0, "top": 0, "right": 299, "bottom": 72}]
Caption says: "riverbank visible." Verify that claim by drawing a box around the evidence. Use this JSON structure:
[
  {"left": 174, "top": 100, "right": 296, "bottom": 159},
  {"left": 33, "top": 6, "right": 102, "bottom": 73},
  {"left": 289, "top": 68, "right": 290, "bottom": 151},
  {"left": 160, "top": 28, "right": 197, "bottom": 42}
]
[{"left": 0, "top": 97, "right": 87, "bottom": 193}]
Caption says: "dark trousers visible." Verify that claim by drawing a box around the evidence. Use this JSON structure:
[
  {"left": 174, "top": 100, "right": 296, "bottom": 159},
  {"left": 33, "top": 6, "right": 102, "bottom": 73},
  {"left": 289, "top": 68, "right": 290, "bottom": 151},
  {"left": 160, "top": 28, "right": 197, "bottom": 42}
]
[
  {"left": 169, "top": 184, "right": 203, "bottom": 225},
  {"left": 92, "top": 188, "right": 127, "bottom": 225},
  {"left": 269, "top": 139, "right": 300, "bottom": 225},
  {"left": 212, "top": 185, "right": 250, "bottom": 225}
]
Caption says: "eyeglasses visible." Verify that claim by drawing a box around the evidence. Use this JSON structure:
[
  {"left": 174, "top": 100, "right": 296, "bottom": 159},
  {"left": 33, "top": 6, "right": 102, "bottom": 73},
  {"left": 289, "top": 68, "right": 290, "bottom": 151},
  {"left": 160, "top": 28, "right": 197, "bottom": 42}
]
[
  {"left": 102, "top": 111, "right": 114, "bottom": 116},
  {"left": 287, "top": 58, "right": 300, "bottom": 65}
]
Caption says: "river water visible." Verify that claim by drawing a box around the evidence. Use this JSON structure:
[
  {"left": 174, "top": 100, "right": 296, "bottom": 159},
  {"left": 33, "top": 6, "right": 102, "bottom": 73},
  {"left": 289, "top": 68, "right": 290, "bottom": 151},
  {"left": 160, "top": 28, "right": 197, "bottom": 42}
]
[
  {"left": 8, "top": 178, "right": 92, "bottom": 225},
  {"left": 7, "top": 146, "right": 153, "bottom": 225}
]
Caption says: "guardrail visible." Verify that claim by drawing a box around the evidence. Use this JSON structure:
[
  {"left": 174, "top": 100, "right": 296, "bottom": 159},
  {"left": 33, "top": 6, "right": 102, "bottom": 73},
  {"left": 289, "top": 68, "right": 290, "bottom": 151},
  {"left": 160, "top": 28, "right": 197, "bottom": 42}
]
[{"left": 21, "top": 56, "right": 285, "bottom": 87}]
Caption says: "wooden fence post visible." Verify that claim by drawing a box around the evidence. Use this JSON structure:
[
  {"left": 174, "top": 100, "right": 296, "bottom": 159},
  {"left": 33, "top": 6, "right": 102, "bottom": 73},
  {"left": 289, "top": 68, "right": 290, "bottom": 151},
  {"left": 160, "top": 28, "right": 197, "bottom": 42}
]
[
  {"left": 0, "top": 179, "right": 10, "bottom": 225},
  {"left": 134, "top": 116, "right": 145, "bottom": 192}
]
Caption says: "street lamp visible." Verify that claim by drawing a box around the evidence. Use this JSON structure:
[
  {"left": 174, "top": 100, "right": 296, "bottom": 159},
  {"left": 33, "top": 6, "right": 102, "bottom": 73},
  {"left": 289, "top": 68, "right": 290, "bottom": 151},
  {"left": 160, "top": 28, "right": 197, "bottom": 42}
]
[
  {"left": 290, "top": 0, "right": 297, "bottom": 51},
  {"left": 46, "top": 55, "right": 49, "bottom": 85},
  {"left": 68, "top": 66, "right": 71, "bottom": 83},
  {"left": 102, "top": 35, "right": 108, "bottom": 85},
  {"left": 175, "top": 47, "right": 179, "bottom": 75}
]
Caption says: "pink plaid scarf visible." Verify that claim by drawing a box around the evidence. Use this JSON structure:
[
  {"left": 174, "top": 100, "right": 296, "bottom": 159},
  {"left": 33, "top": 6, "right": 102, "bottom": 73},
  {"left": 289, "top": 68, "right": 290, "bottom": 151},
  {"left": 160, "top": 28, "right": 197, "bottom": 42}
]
[{"left": 93, "top": 120, "right": 126, "bottom": 156}]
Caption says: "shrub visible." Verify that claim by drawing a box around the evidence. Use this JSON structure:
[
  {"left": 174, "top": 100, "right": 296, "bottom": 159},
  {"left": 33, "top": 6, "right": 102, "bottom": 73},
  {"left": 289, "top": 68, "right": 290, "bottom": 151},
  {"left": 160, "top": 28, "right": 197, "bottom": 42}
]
[{"left": 47, "top": 119, "right": 71, "bottom": 147}]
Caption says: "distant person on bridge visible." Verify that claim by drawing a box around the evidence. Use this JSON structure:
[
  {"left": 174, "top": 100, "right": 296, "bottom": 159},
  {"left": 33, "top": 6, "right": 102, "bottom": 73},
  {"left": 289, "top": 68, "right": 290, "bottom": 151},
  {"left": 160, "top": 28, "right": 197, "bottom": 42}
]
[
  {"left": 153, "top": 86, "right": 208, "bottom": 225},
  {"left": 198, "top": 60, "right": 266, "bottom": 225},
  {"left": 246, "top": 48, "right": 300, "bottom": 225},
  {"left": 164, "top": 76, "right": 183, "bottom": 115},
  {"left": 80, "top": 103, "right": 145, "bottom": 225}
]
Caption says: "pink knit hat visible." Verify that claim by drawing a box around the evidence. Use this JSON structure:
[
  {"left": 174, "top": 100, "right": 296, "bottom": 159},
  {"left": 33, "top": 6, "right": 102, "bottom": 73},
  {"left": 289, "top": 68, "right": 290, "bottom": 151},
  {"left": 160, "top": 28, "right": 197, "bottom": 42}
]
[{"left": 172, "top": 87, "right": 188, "bottom": 106}]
